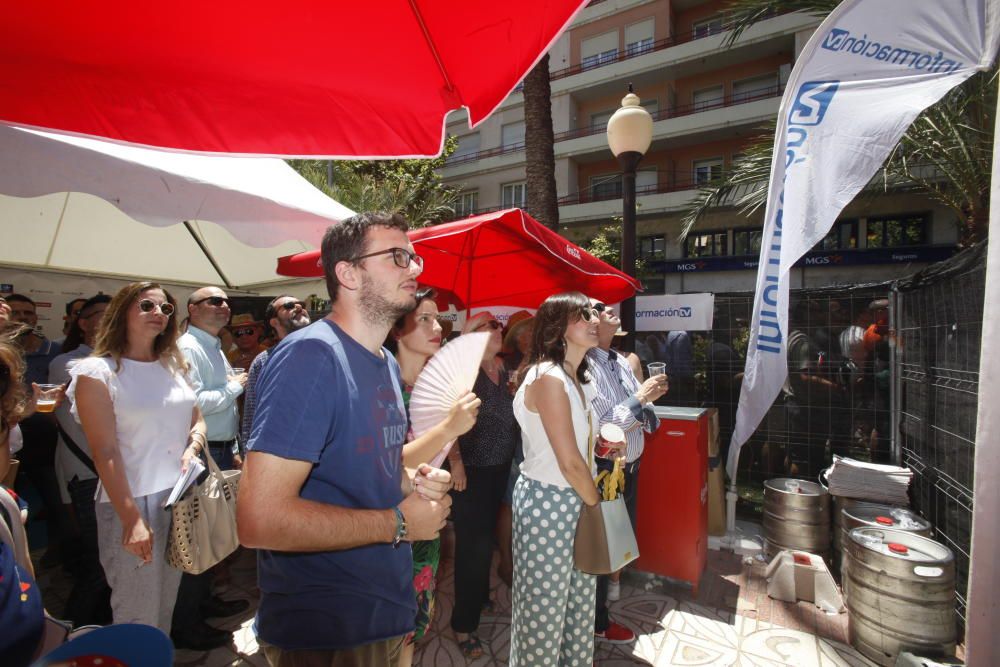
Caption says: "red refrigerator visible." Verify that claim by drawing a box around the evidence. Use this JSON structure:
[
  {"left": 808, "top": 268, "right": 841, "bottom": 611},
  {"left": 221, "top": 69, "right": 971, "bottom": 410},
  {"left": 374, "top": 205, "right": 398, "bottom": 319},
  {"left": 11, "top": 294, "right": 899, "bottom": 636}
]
[{"left": 634, "top": 406, "right": 713, "bottom": 595}]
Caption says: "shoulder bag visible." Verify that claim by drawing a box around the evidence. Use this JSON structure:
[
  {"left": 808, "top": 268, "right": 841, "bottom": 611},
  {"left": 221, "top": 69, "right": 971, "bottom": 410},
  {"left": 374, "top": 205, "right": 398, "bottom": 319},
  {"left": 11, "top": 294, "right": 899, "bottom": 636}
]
[{"left": 166, "top": 450, "right": 241, "bottom": 574}]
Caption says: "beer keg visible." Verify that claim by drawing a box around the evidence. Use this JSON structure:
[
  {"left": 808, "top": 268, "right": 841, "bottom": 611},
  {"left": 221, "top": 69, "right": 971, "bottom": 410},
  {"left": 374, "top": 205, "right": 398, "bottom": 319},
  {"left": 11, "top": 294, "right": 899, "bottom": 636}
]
[
  {"left": 845, "top": 527, "right": 956, "bottom": 666},
  {"left": 762, "top": 478, "right": 831, "bottom": 560},
  {"left": 837, "top": 501, "right": 931, "bottom": 589}
]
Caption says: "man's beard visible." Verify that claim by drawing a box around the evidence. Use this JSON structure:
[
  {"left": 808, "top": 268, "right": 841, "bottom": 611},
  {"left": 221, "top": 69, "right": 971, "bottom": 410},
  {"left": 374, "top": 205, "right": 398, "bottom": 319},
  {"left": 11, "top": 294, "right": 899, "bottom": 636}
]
[
  {"left": 285, "top": 315, "right": 310, "bottom": 334},
  {"left": 359, "top": 273, "right": 415, "bottom": 328}
]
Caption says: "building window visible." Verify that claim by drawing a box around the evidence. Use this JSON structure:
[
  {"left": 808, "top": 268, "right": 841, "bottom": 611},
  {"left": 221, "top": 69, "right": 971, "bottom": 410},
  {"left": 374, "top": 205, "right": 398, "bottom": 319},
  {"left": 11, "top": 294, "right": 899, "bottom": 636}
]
[
  {"left": 455, "top": 191, "right": 479, "bottom": 217},
  {"left": 625, "top": 18, "right": 654, "bottom": 56},
  {"left": 733, "top": 229, "right": 762, "bottom": 256},
  {"left": 732, "top": 73, "right": 779, "bottom": 103},
  {"left": 815, "top": 219, "right": 859, "bottom": 250},
  {"left": 501, "top": 121, "right": 525, "bottom": 149},
  {"left": 582, "top": 48, "right": 618, "bottom": 69},
  {"left": 692, "top": 85, "right": 724, "bottom": 111},
  {"left": 693, "top": 15, "right": 727, "bottom": 38},
  {"left": 454, "top": 132, "right": 481, "bottom": 158},
  {"left": 640, "top": 235, "right": 666, "bottom": 261},
  {"left": 501, "top": 182, "right": 526, "bottom": 209},
  {"left": 693, "top": 158, "right": 723, "bottom": 185},
  {"left": 590, "top": 110, "right": 614, "bottom": 129},
  {"left": 590, "top": 174, "right": 622, "bottom": 200},
  {"left": 636, "top": 168, "right": 658, "bottom": 194},
  {"left": 685, "top": 231, "right": 727, "bottom": 257},
  {"left": 866, "top": 214, "right": 928, "bottom": 248}
]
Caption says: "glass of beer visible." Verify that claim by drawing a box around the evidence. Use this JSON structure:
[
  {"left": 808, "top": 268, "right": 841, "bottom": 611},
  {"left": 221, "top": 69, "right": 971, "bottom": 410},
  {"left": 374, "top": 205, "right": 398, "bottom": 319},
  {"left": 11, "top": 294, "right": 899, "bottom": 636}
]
[{"left": 35, "top": 384, "right": 62, "bottom": 413}]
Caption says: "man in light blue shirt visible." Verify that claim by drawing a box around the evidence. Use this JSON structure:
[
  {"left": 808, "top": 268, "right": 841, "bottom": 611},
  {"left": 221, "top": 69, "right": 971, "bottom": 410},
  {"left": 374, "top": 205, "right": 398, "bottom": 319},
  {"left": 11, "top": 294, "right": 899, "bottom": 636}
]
[
  {"left": 173, "top": 285, "right": 249, "bottom": 651},
  {"left": 178, "top": 286, "right": 246, "bottom": 470}
]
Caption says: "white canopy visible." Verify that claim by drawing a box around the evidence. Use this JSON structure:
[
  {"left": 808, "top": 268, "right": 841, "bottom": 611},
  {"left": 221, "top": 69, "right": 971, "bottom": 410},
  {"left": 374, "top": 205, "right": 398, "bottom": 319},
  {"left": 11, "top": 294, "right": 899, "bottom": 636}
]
[{"left": 0, "top": 123, "right": 352, "bottom": 287}]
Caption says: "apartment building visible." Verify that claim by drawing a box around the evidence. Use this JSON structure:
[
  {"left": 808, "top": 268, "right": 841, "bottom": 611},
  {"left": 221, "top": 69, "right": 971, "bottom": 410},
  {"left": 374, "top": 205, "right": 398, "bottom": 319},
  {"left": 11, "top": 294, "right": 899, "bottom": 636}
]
[{"left": 437, "top": 0, "right": 960, "bottom": 295}]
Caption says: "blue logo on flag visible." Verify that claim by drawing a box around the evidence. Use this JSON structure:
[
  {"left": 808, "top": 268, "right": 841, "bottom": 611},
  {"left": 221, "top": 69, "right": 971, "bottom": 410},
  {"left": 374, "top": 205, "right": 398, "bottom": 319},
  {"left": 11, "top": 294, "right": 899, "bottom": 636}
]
[{"left": 788, "top": 81, "right": 839, "bottom": 126}]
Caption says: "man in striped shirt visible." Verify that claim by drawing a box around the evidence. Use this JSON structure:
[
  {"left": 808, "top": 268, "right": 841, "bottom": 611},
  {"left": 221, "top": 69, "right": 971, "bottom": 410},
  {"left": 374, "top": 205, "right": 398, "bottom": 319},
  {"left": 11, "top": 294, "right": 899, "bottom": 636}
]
[{"left": 586, "top": 298, "right": 668, "bottom": 643}]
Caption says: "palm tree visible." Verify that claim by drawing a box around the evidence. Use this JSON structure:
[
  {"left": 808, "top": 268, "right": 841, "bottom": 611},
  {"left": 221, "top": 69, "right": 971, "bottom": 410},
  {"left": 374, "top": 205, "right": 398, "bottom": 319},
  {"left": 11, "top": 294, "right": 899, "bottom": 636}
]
[
  {"left": 682, "top": 0, "right": 994, "bottom": 247},
  {"left": 523, "top": 54, "right": 560, "bottom": 230}
]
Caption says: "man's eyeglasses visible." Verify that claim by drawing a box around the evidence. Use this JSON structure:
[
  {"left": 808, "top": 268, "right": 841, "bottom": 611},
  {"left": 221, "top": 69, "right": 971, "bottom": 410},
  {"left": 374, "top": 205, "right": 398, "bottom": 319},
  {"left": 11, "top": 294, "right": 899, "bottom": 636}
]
[
  {"left": 138, "top": 299, "right": 175, "bottom": 317},
  {"left": 191, "top": 296, "right": 230, "bottom": 308},
  {"left": 279, "top": 301, "right": 306, "bottom": 312},
  {"left": 350, "top": 247, "right": 424, "bottom": 271},
  {"left": 233, "top": 327, "right": 258, "bottom": 338}
]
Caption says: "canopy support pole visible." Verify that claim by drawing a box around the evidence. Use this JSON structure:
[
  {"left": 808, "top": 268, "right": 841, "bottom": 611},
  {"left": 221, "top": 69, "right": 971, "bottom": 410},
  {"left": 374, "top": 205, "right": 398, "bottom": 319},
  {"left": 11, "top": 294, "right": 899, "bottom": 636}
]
[{"left": 183, "top": 221, "right": 233, "bottom": 288}]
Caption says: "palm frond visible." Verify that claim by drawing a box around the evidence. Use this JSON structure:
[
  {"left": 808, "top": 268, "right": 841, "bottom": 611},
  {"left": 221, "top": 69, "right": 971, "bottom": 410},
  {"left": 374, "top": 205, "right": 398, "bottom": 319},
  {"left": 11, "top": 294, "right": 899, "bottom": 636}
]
[{"left": 723, "top": 0, "right": 837, "bottom": 46}]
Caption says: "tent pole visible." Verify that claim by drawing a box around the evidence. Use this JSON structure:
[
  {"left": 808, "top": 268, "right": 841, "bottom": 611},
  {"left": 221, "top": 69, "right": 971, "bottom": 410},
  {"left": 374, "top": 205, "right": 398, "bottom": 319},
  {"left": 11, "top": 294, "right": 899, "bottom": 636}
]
[{"left": 184, "top": 221, "right": 233, "bottom": 289}]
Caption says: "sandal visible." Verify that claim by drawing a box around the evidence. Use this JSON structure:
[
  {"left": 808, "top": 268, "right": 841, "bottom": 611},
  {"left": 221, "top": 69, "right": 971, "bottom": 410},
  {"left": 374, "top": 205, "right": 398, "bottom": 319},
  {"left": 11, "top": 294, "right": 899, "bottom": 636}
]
[{"left": 457, "top": 634, "right": 484, "bottom": 659}]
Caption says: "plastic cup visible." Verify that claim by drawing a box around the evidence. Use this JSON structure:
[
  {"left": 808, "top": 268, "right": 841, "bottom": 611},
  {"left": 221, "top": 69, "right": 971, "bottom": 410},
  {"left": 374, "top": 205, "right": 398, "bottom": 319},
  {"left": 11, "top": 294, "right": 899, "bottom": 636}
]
[
  {"left": 35, "top": 383, "right": 61, "bottom": 413},
  {"left": 647, "top": 362, "right": 666, "bottom": 378},
  {"left": 231, "top": 367, "right": 246, "bottom": 375}
]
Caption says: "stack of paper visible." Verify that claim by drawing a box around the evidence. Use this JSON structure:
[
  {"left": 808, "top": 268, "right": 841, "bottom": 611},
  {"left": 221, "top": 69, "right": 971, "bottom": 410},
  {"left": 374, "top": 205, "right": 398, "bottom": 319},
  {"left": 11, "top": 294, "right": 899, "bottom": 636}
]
[
  {"left": 163, "top": 458, "right": 206, "bottom": 508},
  {"left": 826, "top": 456, "right": 912, "bottom": 505}
]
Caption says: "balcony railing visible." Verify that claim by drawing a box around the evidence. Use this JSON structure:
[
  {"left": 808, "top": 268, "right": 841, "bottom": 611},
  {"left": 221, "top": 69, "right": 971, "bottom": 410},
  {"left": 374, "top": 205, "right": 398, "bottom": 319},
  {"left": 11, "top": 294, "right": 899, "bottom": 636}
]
[
  {"left": 557, "top": 173, "right": 708, "bottom": 206},
  {"left": 552, "top": 83, "right": 785, "bottom": 143},
  {"left": 549, "top": 9, "right": 787, "bottom": 81},
  {"left": 445, "top": 83, "right": 784, "bottom": 166}
]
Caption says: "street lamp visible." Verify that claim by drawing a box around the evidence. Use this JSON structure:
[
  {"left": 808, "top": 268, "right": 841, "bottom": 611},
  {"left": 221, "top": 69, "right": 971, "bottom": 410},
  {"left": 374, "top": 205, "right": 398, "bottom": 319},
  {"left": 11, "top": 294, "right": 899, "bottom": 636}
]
[{"left": 606, "top": 84, "right": 653, "bottom": 351}]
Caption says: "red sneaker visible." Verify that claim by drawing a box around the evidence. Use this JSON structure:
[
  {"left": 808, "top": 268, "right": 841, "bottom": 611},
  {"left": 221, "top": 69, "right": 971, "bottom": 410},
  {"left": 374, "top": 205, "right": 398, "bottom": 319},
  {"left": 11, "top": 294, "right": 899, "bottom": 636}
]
[{"left": 595, "top": 621, "right": 635, "bottom": 644}]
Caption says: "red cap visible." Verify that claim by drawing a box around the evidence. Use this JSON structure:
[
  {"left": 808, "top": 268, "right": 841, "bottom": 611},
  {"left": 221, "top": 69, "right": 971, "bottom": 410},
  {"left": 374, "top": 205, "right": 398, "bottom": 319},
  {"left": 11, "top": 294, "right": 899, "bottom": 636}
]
[
  {"left": 888, "top": 543, "right": 908, "bottom": 555},
  {"left": 875, "top": 516, "right": 894, "bottom": 526}
]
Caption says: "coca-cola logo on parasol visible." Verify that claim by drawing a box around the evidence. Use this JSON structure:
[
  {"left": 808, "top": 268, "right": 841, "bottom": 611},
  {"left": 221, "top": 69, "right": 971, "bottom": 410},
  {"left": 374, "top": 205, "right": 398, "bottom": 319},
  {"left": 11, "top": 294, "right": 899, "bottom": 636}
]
[{"left": 565, "top": 245, "right": 581, "bottom": 260}]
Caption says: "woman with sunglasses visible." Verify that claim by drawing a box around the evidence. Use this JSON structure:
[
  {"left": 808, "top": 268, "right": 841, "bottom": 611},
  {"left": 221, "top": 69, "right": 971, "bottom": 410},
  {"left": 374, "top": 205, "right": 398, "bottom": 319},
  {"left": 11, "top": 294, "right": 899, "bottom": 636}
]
[
  {"left": 447, "top": 311, "right": 519, "bottom": 658},
  {"left": 68, "top": 282, "right": 206, "bottom": 632},
  {"left": 509, "top": 292, "right": 601, "bottom": 667},
  {"left": 385, "top": 287, "right": 480, "bottom": 667}
]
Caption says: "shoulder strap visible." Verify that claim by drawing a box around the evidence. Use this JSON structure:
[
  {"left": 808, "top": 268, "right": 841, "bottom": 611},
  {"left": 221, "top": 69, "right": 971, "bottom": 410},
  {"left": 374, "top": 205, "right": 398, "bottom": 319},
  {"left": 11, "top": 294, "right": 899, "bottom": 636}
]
[
  {"left": 0, "top": 489, "right": 32, "bottom": 574},
  {"left": 57, "top": 424, "right": 97, "bottom": 475}
]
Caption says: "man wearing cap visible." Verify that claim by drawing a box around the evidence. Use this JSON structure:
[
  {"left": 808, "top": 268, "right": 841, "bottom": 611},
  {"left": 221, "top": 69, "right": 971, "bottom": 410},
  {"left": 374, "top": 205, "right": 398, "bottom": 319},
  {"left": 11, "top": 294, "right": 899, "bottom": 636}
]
[
  {"left": 239, "top": 296, "right": 311, "bottom": 449},
  {"left": 586, "top": 298, "right": 668, "bottom": 644},
  {"left": 227, "top": 313, "right": 267, "bottom": 371}
]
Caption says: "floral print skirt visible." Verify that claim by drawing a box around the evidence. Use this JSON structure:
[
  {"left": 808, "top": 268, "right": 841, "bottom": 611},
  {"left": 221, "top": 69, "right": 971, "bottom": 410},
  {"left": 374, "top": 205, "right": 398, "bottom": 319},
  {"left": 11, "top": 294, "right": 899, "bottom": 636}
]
[{"left": 408, "top": 537, "right": 441, "bottom": 643}]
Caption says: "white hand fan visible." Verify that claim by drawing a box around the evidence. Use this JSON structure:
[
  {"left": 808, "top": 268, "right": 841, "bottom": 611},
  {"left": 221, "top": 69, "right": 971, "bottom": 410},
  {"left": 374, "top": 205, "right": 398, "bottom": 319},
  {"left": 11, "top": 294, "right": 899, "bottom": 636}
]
[{"left": 409, "top": 331, "right": 490, "bottom": 467}]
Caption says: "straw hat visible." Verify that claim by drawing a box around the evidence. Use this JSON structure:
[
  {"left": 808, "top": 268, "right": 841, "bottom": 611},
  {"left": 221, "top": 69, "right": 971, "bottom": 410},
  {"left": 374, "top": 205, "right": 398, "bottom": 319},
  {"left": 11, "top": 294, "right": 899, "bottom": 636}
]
[
  {"left": 503, "top": 310, "right": 535, "bottom": 352},
  {"left": 228, "top": 313, "right": 263, "bottom": 329},
  {"left": 462, "top": 311, "right": 499, "bottom": 335}
]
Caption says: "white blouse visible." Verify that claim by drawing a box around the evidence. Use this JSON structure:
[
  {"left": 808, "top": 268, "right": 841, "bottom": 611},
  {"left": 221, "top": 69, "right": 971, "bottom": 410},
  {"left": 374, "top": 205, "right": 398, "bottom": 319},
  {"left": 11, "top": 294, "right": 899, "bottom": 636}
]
[
  {"left": 69, "top": 356, "right": 196, "bottom": 503},
  {"left": 514, "top": 361, "right": 597, "bottom": 489}
]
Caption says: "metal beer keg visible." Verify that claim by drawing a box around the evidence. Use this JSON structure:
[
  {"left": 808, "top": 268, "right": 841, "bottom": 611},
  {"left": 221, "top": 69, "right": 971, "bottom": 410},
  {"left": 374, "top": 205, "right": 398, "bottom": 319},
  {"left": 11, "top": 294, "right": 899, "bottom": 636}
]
[
  {"left": 845, "top": 527, "right": 956, "bottom": 666},
  {"left": 837, "top": 501, "right": 931, "bottom": 589},
  {"left": 762, "top": 478, "right": 831, "bottom": 560}
]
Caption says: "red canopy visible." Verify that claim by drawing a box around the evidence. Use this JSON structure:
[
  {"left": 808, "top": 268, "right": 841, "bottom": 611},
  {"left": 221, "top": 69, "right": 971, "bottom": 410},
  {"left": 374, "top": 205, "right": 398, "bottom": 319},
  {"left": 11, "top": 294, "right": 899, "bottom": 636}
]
[
  {"left": 0, "top": 1, "right": 587, "bottom": 157},
  {"left": 276, "top": 209, "right": 641, "bottom": 309}
]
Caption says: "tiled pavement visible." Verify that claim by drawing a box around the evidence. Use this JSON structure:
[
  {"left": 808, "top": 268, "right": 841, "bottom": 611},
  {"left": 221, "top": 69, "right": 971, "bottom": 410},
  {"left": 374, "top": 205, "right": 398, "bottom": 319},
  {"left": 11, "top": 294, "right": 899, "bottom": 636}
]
[{"left": 32, "top": 523, "right": 883, "bottom": 667}]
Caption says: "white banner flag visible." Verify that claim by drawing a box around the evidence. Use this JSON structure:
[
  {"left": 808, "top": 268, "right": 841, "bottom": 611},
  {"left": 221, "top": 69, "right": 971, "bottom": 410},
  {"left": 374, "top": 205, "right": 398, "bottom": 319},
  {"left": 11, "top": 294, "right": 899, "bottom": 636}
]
[{"left": 727, "top": 0, "right": 1000, "bottom": 479}]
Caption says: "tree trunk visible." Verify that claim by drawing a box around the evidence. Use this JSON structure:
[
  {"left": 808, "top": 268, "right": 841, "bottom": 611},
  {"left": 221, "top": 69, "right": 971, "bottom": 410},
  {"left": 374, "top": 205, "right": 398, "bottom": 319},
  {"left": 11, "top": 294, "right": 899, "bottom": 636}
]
[{"left": 523, "top": 54, "right": 559, "bottom": 231}]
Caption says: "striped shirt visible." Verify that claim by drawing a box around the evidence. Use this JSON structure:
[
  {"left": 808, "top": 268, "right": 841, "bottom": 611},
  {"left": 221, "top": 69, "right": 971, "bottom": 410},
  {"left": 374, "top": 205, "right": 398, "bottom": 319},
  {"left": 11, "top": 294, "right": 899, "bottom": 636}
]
[{"left": 586, "top": 347, "right": 659, "bottom": 462}]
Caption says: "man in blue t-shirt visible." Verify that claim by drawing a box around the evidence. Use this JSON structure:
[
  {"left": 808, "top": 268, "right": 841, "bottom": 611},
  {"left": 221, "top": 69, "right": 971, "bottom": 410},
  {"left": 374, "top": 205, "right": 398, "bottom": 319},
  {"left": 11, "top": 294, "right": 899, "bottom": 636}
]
[{"left": 238, "top": 212, "right": 453, "bottom": 665}]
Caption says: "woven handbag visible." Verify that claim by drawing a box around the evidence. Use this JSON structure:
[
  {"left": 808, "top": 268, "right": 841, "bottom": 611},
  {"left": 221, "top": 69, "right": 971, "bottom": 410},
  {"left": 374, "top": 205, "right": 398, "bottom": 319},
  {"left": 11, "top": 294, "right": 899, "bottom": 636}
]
[{"left": 166, "top": 450, "right": 241, "bottom": 574}]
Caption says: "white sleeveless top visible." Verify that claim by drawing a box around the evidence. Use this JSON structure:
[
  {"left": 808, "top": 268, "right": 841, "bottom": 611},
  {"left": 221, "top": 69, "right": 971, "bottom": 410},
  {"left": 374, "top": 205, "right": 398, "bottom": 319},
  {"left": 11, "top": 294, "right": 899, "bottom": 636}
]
[
  {"left": 68, "top": 356, "right": 196, "bottom": 503},
  {"left": 514, "top": 361, "right": 597, "bottom": 489}
]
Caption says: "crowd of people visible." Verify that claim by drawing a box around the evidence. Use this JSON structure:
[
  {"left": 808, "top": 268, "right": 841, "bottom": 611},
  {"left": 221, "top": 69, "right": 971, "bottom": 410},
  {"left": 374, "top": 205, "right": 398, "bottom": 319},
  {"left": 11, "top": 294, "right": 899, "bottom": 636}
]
[{"left": 1, "top": 210, "right": 672, "bottom": 667}]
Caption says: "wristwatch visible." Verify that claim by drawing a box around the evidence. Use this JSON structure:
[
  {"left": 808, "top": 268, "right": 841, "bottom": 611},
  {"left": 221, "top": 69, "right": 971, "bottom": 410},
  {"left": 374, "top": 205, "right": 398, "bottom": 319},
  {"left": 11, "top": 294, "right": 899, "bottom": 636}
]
[{"left": 391, "top": 506, "right": 407, "bottom": 548}]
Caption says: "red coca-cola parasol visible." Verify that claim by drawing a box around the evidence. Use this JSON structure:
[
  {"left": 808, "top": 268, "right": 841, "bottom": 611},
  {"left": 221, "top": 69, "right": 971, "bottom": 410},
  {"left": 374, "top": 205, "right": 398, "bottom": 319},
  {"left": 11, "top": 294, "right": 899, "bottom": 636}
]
[
  {"left": 276, "top": 208, "right": 642, "bottom": 309},
  {"left": 0, "top": 1, "right": 587, "bottom": 157}
]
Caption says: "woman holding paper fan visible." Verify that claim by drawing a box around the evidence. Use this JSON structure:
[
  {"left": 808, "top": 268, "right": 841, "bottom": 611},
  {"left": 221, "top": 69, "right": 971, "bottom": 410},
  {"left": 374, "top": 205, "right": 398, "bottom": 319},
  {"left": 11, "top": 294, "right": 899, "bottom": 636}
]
[
  {"left": 386, "top": 287, "right": 480, "bottom": 666},
  {"left": 510, "top": 292, "right": 601, "bottom": 667},
  {"left": 69, "top": 282, "right": 206, "bottom": 633}
]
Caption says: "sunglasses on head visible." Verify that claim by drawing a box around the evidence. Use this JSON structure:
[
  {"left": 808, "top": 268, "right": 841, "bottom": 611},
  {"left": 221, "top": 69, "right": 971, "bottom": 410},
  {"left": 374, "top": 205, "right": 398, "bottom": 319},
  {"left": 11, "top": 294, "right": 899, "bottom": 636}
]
[
  {"left": 233, "top": 327, "right": 258, "bottom": 338},
  {"left": 191, "top": 296, "right": 230, "bottom": 308},
  {"left": 138, "top": 299, "right": 175, "bottom": 317},
  {"left": 279, "top": 301, "right": 306, "bottom": 312}
]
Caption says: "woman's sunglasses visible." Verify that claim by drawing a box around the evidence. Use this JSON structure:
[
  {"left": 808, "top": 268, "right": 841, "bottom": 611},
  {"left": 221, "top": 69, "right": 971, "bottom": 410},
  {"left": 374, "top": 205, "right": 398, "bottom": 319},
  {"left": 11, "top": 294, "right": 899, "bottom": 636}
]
[
  {"left": 138, "top": 299, "right": 175, "bottom": 317},
  {"left": 233, "top": 327, "right": 258, "bottom": 338},
  {"left": 579, "top": 307, "right": 601, "bottom": 321},
  {"left": 476, "top": 320, "right": 502, "bottom": 331}
]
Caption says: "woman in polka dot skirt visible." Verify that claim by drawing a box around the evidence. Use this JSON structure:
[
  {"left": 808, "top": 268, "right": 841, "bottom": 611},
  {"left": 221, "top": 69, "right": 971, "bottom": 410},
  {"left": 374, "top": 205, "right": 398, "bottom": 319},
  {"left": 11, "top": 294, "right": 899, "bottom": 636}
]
[{"left": 511, "top": 292, "right": 602, "bottom": 666}]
